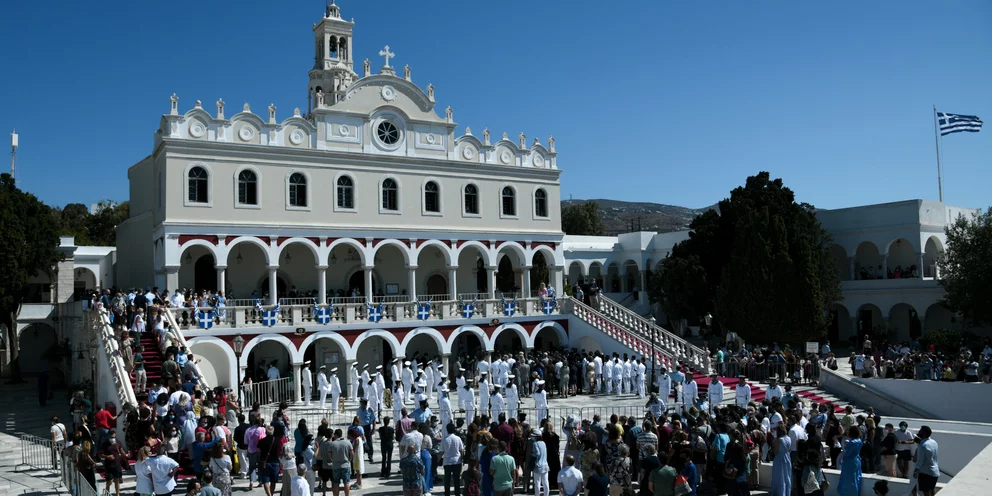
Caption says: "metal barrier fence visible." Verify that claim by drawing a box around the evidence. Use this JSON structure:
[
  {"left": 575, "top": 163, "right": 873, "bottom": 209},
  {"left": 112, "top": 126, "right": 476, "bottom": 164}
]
[
  {"left": 243, "top": 377, "right": 293, "bottom": 406},
  {"left": 61, "top": 452, "right": 99, "bottom": 496},
  {"left": 716, "top": 359, "right": 822, "bottom": 385},
  {"left": 15, "top": 434, "right": 62, "bottom": 474}
]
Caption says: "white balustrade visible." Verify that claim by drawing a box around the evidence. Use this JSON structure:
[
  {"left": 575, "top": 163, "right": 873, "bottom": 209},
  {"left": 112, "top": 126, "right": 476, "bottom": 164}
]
[{"left": 596, "top": 296, "right": 711, "bottom": 372}]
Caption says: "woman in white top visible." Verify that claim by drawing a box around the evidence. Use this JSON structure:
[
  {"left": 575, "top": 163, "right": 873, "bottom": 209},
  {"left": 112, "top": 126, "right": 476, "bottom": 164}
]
[
  {"left": 207, "top": 443, "right": 233, "bottom": 496},
  {"left": 279, "top": 444, "right": 296, "bottom": 496},
  {"left": 134, "top": 446, "right": 155, "bottom": 496},
  {"left": 131, "top": 310, "right": 145, "bottom": 334}
]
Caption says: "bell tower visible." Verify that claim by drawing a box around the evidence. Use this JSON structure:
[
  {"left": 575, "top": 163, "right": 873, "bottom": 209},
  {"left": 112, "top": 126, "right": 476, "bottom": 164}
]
[{"left": 308, "top": 0, "right": 357, "bottom": 112}]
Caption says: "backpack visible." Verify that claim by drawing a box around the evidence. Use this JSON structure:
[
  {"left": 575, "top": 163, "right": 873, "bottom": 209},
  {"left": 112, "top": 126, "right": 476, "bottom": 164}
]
[
  {"left": 690, "top": 433, "right": 707, "bottom": 452},
  {"left": 465, "top": 478, "right": 481, "bottom": 496},
  {"left": 802, "top": 466, "right": 822, "bottom": 493}
]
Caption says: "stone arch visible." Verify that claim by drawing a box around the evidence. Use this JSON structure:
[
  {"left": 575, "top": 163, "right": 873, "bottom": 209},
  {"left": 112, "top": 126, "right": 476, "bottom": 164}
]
[
  {"left": 829, "top": 244, "right": 850, "bottom": 280},
  {"left": 298, "top": 331, "right": 353, "bottom": 362},
  {"left": 923, "top": 236, "right": 943, "bottom": 278},
  {"left": 327, "top": 238, "right": 368, "bottom": 266},
  {"left": 888, "top": 303, "right": 921, "bottom": 342},
  {"left": 622, "top": 260, "right": 640, "bottom": 292},
  {"left": 414, "top": 240, "right": 453, "bottom": 266},
  {"left": 567, "top": 261, "right": 584, "bottom": 286},
  {"left": 179, "top": 243, "right": 217, "bottom": 292},
  {"left": 447, "top": 325, "right": 490, "bottom": 354},
  {"left": 240, "top": 333, "right": 300, "bottom": 368},
  {"left": 402, "top": 327, "right": 445, "bottom": 361},
  {"left": 274, "top": 238, "right": 321, "bottom": 265},
  {"left": 855, "top": 303, "right": 884, "bottom": 341},
  {"left": 854, "top": 241, "right": 881, "bottom": 280},
  {"left": 186, "top": 336, "right": 237, "bottom": 389},
  {"left": 529, "top": 321, "right": 567, "bottom": 349},
  {"left": 489, "top": 323, "right": 528, "bottom": 351},
  {"left": 371, "top": 239, "right": 412, "bottom": 266},
  {"left": 455, "top": 241, "right": 493, "bottom": 267},
  {"left": 589, "top": 262, "right": 604, "bottom": 286},
  {"left": 886, "top": 238, "right": 916, "bottom": 277},
  {"left": 495, "top": 242, "right": 528, "bottom": 267},
  {"left": 924, "top": 303, "right": 956, "bottom": 333},
  {"left": 16, "top": 323, "right": 57, "bottom": 376},
  {"left": 530, "top": 244, "right": 559, "bottom": 268},
  {"left": 350, "top": 329, "right": 402, "bottom": 361},
  {"left": 827, "top": 303, "right": 854, "bottom": 344},
  {"left": 224, "top": 236, "right": 272, "bottom": 265},
  {"left": 73, "top": 267, "right": 98, "bottom": 293}
]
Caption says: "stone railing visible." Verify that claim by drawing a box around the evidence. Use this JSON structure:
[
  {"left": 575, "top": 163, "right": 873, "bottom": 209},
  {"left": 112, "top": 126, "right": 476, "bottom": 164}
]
[
  {"left": 596, "top": 295, "right": 712, "bottom": 373},
  {"left": 167, "top": 296, "right": 562, "bottom": 331},
  {"left": 159, "top": 307, "right": 210, "bottom": 389},
  {"left": 566, "top": 298, "right": 676, "bottom": 370},
  {"left": 88, "top": 307, "right": 138, "bottom": 411}
]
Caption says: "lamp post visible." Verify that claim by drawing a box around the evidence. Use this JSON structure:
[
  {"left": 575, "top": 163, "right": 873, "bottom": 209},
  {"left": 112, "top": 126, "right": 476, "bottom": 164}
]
[
  {"left": 233, "top": 333, "right": 245, "bottom": 397},
  {"left": 649, "top": 316, "right": 657, "bottom": 392}
]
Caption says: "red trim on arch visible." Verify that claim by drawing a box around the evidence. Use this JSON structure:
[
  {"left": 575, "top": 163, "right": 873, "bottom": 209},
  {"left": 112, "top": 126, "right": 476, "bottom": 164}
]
[
  {"left": 179, "top": 235, "right": 219, "bottom": 246},
  {"left": 277, "top": 237, "right": 291, "bottom": 246},
  {"left": 325, "top": 238, "right": 339, "bottom": 247},
  {"left": 417, "top": 239, "right": 452, "bottom": 248},
  {"left": 531, "top": 241, "right": 555, "bottom": 251},
  {"left": 256, "top": 236, "right": 271, "bottom": 245}
]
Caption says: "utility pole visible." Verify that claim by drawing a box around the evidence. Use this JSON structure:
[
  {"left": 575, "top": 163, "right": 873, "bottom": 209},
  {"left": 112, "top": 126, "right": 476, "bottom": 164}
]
[{"left": 9, "top": 129, "right": 17, "bottom": 182}]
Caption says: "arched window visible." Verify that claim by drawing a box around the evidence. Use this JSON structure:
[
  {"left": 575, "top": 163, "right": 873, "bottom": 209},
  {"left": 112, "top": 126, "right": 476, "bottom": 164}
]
[
  {"left": 238, "top": 170, "right": 257, "bottom": 206},
  {"left": 464, "top": 184, "right": 479, "bottom": 215},
  {"left": 289, "top": 172, "right": 308, "bottom": 207},
  {"left": 424, "top": 181, "right": 440, "bottom": 213},
  {"left": 501, "top": 186, "right": 516, "bottom": 217},
  {"left": 188, "top": 166, "right": 208, "bottom": 203},
  {"left": 382, "top": 178, "right": 398, "bottom": 211},
  {"left": 336, "top": 176, "right": 354, "bottom": 209},
  {"left": 534, "top": 188, "right": 548, "bottom": 218}
]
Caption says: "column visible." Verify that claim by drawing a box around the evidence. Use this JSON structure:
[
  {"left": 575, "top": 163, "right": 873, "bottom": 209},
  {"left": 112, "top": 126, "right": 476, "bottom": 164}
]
[
  {"left": 165, "top": 267, "right": 179, "bottom": 291},
  {"left": 486, "top": 267, "right": 496, "bottom": 299},
  {"left": 639, "top": 270, "right": 647, "bottom": 292},
  {"left": 345, "top": 358, "right": 356, "bottom": 398},
  {"left": 522, "top": 267, "right": 532, "bottom": 297},
  {"left": 267, "top": 266, "right": 279, "bottom": 304},
  {"left": 407, "top": 266, "right": 418, "bottom": 301},
  {"left": 216, "top": 265, "right": 227, "bottom": 294},
  {"left": 848, "top": 257, "right": 856, "bottom": 280},
  {"left": 317, "top": 265, "right": 327, "bottom": 303},
  {"left": 881, "top": 254, "right": 888, "bottom": 278},
  {"left": 917, "top": 252, "right": 925, "bottom": 279},
  {"left": 552, "top": 266, "right": 563, "bottom": 294},
  {"left": 363, "top": 266, "right": 373, "bottom": 299},
  {"left": 292, "top": 363, "right": 303, "bottom": 404},
  {"left": 443, "top": 354, "right": 452, "bottom": 382},
  {"left": 448, "top": 267, "right": 458, "bottom": 300}
]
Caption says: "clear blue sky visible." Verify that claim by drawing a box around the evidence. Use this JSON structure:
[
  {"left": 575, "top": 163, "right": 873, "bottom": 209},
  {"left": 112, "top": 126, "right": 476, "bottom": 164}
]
[{"left": 1, "top": 1, "right": 989, "bottom": 210}]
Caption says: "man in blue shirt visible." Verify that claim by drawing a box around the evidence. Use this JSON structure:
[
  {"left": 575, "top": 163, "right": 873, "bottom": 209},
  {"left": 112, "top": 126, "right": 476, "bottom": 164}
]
[
  {"left": 357, "top": 399, "right": 377, "bottom": 463},
  {"left": 670, "top": 367, "right": 686, "bottom": 404},
  {"left": 190, "top": 432, "right": 221, "bottom": 477},
  {"left": 915, "top": 426, "right": 939, "bottom": 496},
  {"left": 411, "top": 400, "right": 432, "bottom": 424}
]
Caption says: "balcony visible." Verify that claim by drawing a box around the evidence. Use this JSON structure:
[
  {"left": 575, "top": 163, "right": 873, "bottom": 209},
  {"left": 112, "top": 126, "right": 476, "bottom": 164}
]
[{"left": 841, "top": 277, "right": 942, "bottom": 293}]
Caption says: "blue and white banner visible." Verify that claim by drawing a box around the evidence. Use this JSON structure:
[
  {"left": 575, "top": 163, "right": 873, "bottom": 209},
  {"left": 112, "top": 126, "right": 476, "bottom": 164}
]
[
  {"left": 262, "top": 303, "right": 281, "bottom": 327},
  {"left": 314, "top": 299, "right": 332, "bottom": 325},
  {"left": 416, "top": 299, "right": 433, "bottom": 321},
  {"left": 541, "top": 296, "right": 557, "bottom": 315},
  {"left": 938, "top": 112, "right": 983, "bottom": 136},
  {"left": 366, "top": 301, "right": 384, "bottom": 323},
  {"left": 501, "top": 296, "right": 517, "bottom": 317},
  {"left": 194, "top": 307, "right": 213, "bottom": 329},
  {"left": 459, "top": 299, "right": 476, "bottom": 319}
]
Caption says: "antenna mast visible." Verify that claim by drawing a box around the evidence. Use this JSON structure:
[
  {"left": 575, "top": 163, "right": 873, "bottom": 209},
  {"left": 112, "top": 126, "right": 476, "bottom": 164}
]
[{"left": 9, "top": 129, "right": 17, "bottom": 183}]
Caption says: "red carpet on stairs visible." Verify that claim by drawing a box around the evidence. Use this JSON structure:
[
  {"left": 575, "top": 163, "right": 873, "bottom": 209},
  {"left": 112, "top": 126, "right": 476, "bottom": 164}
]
[
  {"left": 662, "top": 369, "right": 846, "bottom": 414},
  {"left": 131, "top": 333, "right": 164, "bottom": 401}
]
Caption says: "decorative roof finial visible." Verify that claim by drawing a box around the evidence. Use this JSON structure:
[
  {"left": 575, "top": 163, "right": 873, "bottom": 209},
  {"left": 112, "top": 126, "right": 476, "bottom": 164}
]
[
  {"left": 170, "top": 94, "right": 178, "bottom": 115},
  {"left": 216, "top": 99, "right": 225, "bottom": 119},
  {"left": 403, "top": 64, "right": 411, "bottom": 81},
  {"left": 548, "top": 136, "right": 555, "bottom": 152},
  {"left": 518, "top": 132, "right": 526, "bottom": 149},
  {"left": 378, "top": 45, "right": 396, "bottom": 75},
  {"left": 426, "top": 83, "right": 435, "bottom": 102},
  {"left": 243, "top": 102, "right": 251, "bottom": 112},
  {"left": 483, "top": 128, "right": 491, "bottom": 146},
  {"left": 465, "top": 126, "right": 472, "bottom": 136}
]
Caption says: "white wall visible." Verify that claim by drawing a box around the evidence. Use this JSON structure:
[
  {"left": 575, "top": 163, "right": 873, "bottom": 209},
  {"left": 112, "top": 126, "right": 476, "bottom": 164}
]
[{"left": 852, "top": 377, "right": 992, "bottom": 423}]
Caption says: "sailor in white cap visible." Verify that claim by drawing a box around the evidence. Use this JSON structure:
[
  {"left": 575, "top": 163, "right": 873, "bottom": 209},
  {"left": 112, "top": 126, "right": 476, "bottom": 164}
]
[
  {"left": 455, "top": 368, "right": 468, "bottom": 412},
  {"left": 317, "top": 365, "right": 330, "bottom": 408},
  {"left": 505, "top": 374, "right": 519, "bottom": 419},
  {"left": 392, "top": 381, "right": 404, "bottom": 425},
  {"left": 375, "top": 365, "right": 386, "bottom": 411},
  {"left": 437, "top": 382, "right": 452, "bottom": 427},
  {"left": 365, "top": 373, "right": 380, "bottom": 413},
  {"left": 424, "top": 361, "right": 435, "bottom": 401},
  {"left": 463, "top": 379, "right": 476, "bottom": 422},
  {"left": 434, "top": 362, "right": 445, "bottom": 397},
  {"left": 533, "top": 378, "right": 549, "bottom": 424},
  {"left": 329, "top": 367, "right": 342, "bottom": 413},
  {"left": 350, "top": 363, "right": 360, "bottom": 402},
  {"left": 707, "top": 373, "right": 724, "bottom": 414},
  {"left": 613, "top": 357, "right": 623, "bottom": 395},
  {"left": 302, "top": 361, "right": 313, "bottom": 406},
  {"left": 401, "top": 360, "right": 414, "bottom": 404},
  {"left": 390, "top": 358, "right": 402, "bottom": 395},
  {"left": 361, "top": 363, "right": 371, "bottom": 392},
  {"left": 603, "top": 355, "right": 613, "bottom": 394},
  {"left": 414, "top": 370, "right": 428, "bottom": 404},
  {"left": 476, "top": 355, "right": 490, "bottom": 384},
  {"left": 489, "top": 384, "right": 505, "bottom": 419},
  {"left": 656, "top": 366, "right": 671, "bottom": 400},
  {"left": 478, "top": 371, "right": 490, "bottom": 416}
]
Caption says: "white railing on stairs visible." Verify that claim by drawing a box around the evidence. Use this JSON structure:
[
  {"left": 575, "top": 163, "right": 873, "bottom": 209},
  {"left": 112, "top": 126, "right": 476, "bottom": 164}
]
[
  {"left": 160, "top": 307, "right": 210, "bottom": 390},
  {"left": 89, "top": 306, "right": 138, "bottom": 410},
  {"left": 565, "top": 298, "right": 677, "bottom": 370},
  {"left": 596, "top": 295, "right": 712, "bottom": 372}
]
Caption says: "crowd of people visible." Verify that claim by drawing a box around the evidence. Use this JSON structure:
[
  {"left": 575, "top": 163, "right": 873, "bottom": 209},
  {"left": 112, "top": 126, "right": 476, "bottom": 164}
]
[{"left": 846, "top": 336, "right": 992, "bottom": 383}]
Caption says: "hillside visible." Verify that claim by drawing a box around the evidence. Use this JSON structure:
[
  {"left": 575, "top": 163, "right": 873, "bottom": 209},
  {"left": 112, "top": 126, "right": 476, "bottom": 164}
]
[{"left": 561, "top": 199, "right": 715, "bottom": 235}]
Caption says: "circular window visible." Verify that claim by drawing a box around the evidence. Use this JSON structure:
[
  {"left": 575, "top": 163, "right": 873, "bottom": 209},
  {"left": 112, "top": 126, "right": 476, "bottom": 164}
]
[{"left": 376, "top": 121, "right": 400, "bottom": 145}]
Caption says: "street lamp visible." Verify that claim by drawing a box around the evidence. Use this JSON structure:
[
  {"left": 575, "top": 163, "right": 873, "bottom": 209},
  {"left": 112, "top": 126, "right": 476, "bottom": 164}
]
[
  {"left": 233, "top": 333, "right": 245, "bottom": 397},
  {"left": 649, "top": 316, "right": 657, "bottom": 392}
]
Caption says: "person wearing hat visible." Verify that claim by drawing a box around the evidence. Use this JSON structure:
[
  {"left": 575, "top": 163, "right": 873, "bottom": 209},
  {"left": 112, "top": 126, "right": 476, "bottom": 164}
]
[
  {"left": 414, "top": 372, "right": 428, "bottom": 405},
  {"left": 489, "top": 384, "right": 505, "bottom": 419},
  {"left": 463, "top": 381, "right": 476, "bottom": 423},
  {"left": 765, "top": 377, "right": 783, "bottom": 404},
  {"left": 401, "top": 361, "right": 414, "bottom": 404},
  {"left": 636, "top": 357, "right": 647, "bottom": 398},
  {"left": 328, "top": 367, "right": 342, "bottom": 414},
  {"left": 317, "top": 365, "right": 330, "bottom": 409},
  {"left": 350, "top": 363, "right": 360, "bottom": 403},
  {"left": 707, "top": 373, "right": 724, "bottom": 414},
  {"left": 531, "top": 427, "right": 551, "bottom": 496},
  {"left": 478, "top": 372, "right": 491, "bottom": 418},
  {"left": 434, "top": 362, "right": 445, "bottom": 397},
  {"left": 361, "top": 363, "right": 372, "bottom": 397},
  {"left": 424, "top": 360, "right": 435, "bottom": 401},
  {"left": 533, "top": 379, "right": 549, "bottom": 425},
  {"left": 455, "top": 368, "right": 468, "bottom": 412},
  {"left": 375, "top": 366, "right": 386, "bottom": 412},
  {"left": 505, "top": 375, "right": 519, "bottom": 420},
  {"left": 735, "top": 376, "right": 752, "bottom": 409},
  {"left": 437, "top": 383, "right": 453, "bottom": 427},
  {"left": 365, "top": 374, "right": 381, "bottom": 417},
  {"left": 302, "top": 361, "right": 313, "bottom": 406},
  {"left": 390, "top": 358, "right": 402, "bottom": 394},
  {"left": 612, "top": 356, "right": 623, "bottom": 395},
  {"left": 603, "top": 355, "right": 613, "bottom": 394},
  {"left": 682, "top": 373, "right": 699, "bottom": 413}
]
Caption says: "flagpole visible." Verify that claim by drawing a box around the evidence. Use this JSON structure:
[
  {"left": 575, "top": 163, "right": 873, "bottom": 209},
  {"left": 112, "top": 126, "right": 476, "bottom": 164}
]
[{"left": 933, "top": 105, "right": 944, "bottom": 202}]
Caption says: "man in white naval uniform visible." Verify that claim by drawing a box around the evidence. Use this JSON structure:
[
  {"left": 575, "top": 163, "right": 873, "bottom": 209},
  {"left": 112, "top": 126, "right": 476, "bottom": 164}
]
[
  {"left": 438, "top": 384, "right": 453, "bottom": 427},
  {"left": 455, "top": 369, "right": 468, "bottom": 411},
  {"left": 478, "top": 372, "right": 490, "bottom": 417},
  {"left": 593, "top": 354, "right": 604, "bottom": 393},
  {"left": 349, "top": 363, "right": 360, "bottom": 402},
  {"left": 476, "top": 356, "right": 490, "bottom": 384},
  {"left": 489, "top": 385, "right": 505, "bottom": 419},
  {"left": 360, "top": 364, "right": 371, "bottom": 394},
  {"left": 375, "top": 365, "right": 386, "bottom": 414},
  {"left": 424, "top": 363, "right": 435, "bottom": 400},
  {"left": 622, "top": 357, "right": 632, "bottom": 394},
  {"left": 603, "top": 357, "right": 613, "bottom": 394},
  {"left": 505, "top": 375, "right": 519, "bottom": 420},
  {"left": 636, "top": 358, "right": 647, "bottom": 398},
  {"left": 317, "top": 365, "right": 330, "bottom": 408},
  {"left": 707, "top": 374, "right": 724, "bottom": 414},
  {"left": 463, "top": 382, "right": 476, "bottom": 422},
  {"left": 533, "top": 379, "right": 549, "bottom": 424},
  {"left": 613, "top": 358, "right": 623, "bottom": 395},
  {"left": 435, "top": 363, "right": 445, "bottom": 397},
  {"left": 301, "top": 361, "right": 313, "bottom": 406},
  {"left": 657, "top": 366, "right": 671, "bottom": 402},
  {"left": 735, "top": 376, "right": 752, "bottom": 409},
  {"left": 682, "top": 375, "right": 699, "bottom": 413},
  {"left": 401, "top": 361, "right": 414, "bottom": 404},
  {"left": 765, "top": 378, "right": 784, "bottom": 404},
  {"left": 329, "top": 367, "right": 342, "bottom": 414},
  {"left": 390, "top": 359, "right": 402, "bottom": 398},
  {"left": 365, "top": 375, "right": 380, "bottom": 413}
]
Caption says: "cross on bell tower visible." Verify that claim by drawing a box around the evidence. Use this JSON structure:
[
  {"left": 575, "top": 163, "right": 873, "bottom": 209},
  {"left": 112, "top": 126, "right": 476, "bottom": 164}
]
[{"left": 308, "top": 0, "right": 357, "bottom": 112}]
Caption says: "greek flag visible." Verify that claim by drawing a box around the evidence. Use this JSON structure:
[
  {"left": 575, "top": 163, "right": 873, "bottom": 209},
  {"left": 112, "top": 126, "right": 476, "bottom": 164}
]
[
  {"left": 417, "top": 300, "right": 433, "bottom": 321},
  {"left": 254, "top": 299, "right": 264, "bottom": 312},
  {"left": 501, "top": 296, "right": 516, "bottom": 317},
  {"left": 938, "top": 112, "right": 983, "bottom": 136},
  {"left": 314, "top": 299, "right": 332, "bottom": 325},
  {"left": 367, "top": 301, "right": 383, "bottom": 323},
  {"left": 459, "top": 299, "right": 476, "bottom": 319},
  {"left": 262, "top": 303, "right": 281, "bottom": 327},
  {"left": 194, "top": 307, "right": 213, "bottom": 329},
  {"left": 541, "top": 296, "right": 557, "bottom": 315}
]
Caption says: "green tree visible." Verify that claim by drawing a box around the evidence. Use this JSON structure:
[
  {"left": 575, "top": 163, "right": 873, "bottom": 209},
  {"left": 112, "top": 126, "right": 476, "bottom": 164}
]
[
  {"left": 561, "top": 201, "right": 606, "bottom": 236},
  {"left": 57, "top": 202, "right": 92, "bottom": 244},
  {"left": 650, "top": 172, "right": 841, "bottom": 345},
  {"left": 648, "top": 254, "right": 709, "bottom": 333},
  {"left": 87, "top": 200, "right": 129, "bottom": 246},
  {"left": 937, "top": 207, "right": 992, "bottom": 327},
  {"left": 0, "top": 174, "right": 62, "bottom": 383}
]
